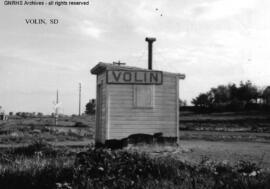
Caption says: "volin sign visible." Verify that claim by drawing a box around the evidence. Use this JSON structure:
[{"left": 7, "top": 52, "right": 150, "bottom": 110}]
[{"left": 106, "top": 70, "right": 163, "bottom": 85}]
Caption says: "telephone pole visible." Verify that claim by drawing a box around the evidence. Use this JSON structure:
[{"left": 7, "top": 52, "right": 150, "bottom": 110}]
[
  {"left": 79, "top": 83, "right": 81, "bottom": 116},
  {"left": 55, "top": 89, "right": 59, "bottom": 126}
]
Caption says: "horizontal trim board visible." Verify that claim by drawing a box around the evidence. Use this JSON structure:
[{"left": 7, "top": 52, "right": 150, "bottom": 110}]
[
  {"left": 109, "top": 102, "right": 176, "bottom": 106},
  {"left": 109, "top": 132, "right": 176, "bottom": 137},
  {"left": 109, "top": 93, "right": 177, "bottom": 99},
  {"left": 109, "top": 130, "right": 176, "bottom": 134},
  {"left": 109, "top": 109, "right": 176, "bottom": 113},
  {"left": 109, "top": 129, "right": 176, "bottom": 132},
  {"left": 108, "top": 85, "right": 176, "bottom": 91},
  {"left": 110, "top": 114, "right": 176, "bottom": 118},
  {"left": 110, "top": 120, "right": 176, "bottom": 124},
  {"left": 110, "top": 121, "right": 176, "bottom": 125},
  {"left": 110, "top": 126, "right": 175, "bottom": 130}
]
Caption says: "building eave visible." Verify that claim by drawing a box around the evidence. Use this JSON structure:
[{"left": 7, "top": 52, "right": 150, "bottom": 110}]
[{"left": 91, "top": 62, "right": 185, "bottom": 79}]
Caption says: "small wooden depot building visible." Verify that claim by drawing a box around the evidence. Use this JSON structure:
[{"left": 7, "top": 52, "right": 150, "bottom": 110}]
[{"left": 91, "top": 62, "right": 185, "bottom": 143}]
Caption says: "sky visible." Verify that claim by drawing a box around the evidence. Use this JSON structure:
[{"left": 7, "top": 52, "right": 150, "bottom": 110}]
[{"left": 0, "top": 0, "right": 270, "bottom": 115}]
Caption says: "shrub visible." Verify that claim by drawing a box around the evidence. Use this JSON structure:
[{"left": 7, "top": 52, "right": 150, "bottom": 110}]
[
  {"left": 10, "top": 139, "right": 57, "bottom": 157},
  {"left": 73, "top": 148, "right": 270, "bottom": 189},
  {"left": 0, "top": 145, "right": 74, "bottom": 189},
  {"left": 1, "top": 146, "right": 270, "bottom": 189},
  {"left": 0, "top": 161, "right": 73, "bottom": 189},
  {"left": 74, "top": 122, "right": 88, "bottom": 128}
]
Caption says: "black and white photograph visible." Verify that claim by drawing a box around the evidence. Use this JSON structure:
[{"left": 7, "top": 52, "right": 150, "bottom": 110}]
[{"left": 0, "top": 0, "right": 270, "bottom": 188}]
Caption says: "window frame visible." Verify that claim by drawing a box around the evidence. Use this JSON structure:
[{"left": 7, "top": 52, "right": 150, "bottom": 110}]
[{"left": 133, "top": 85, "right": 155, "bottom": 109}]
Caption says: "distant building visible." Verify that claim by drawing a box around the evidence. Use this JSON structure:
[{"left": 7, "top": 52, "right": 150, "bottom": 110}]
[{"left": 0, "top": 106, "right": 8, "bottom": 121}]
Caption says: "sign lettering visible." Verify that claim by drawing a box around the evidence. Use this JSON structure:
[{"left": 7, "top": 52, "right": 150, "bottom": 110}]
[
  {"left": 112, "top": 71, "right": 121, "bottom": 81},
  {"left": 107, "top": 70, "right": 163, "bottom": 85}
]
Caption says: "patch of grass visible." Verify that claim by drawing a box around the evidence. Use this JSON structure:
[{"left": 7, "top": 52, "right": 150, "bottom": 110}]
[
  {"left": 180, "top": 111, "right": 270, "bottom": 132},
  {"left": 1, "top": 145, "right": 270, "bottom": 189},
  {"left": 73, "top": 148, "right": 270, "bottom": 189},
  {"left": 0, "top": 116, "right": 94, "bottom": 145},
  {"left": 180, "top": 131, "right": 270, "bottom": 143},
  {"left": 9, "top": 139, "right": 58, "bottom": 157},
  {"left": 0, "top": 156, "right": 74, "bottom": 189},
  {"left": 0, "top": 142, "right": 75, "bottom": 189}
]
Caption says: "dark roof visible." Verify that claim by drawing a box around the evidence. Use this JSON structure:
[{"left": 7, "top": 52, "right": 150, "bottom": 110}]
[
  {"left": 91, "top": 62, "right": 146, "bottom": 74},
  {"left": 90, "top": 62, "right": 185, "bottom": 79}
]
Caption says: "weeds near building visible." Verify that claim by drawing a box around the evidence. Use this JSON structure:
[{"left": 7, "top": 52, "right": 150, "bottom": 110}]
[
  {"left": 73, "top": 148, "right": 270, "bottom": 189},
  {"left": 0, "top": 142, "right": 269, "bottom": 189}
]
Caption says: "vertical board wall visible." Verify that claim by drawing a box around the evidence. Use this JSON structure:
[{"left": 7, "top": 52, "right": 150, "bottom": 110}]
[{"left": 95, "top": 72, "right": 107, "bottom": 143}]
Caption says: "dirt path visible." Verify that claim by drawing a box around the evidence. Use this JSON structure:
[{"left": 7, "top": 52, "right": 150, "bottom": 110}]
[
  {"left": 178, "top": 140, "right": 270, "bottom": 167},
  {"left": 180, "top": 131, "right": 270, "bottom": 142},
  {"left": 130, "top": 140, "right": 270, "bottom": 169}
]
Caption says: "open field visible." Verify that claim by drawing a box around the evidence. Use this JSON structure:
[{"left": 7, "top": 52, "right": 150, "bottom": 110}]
[
  {"left": 180, "top": 130, "right": 270, "bottom": 143},
  {"left": 0, "top": 115, "right": 95, "bottom": 145},
  {"left": 179, "top": 140, "right": 270, "bottom": 168},
  {"left": 129, "top": 140, "right": 270, "bottom": 169},
  {"left": 0, "top": 143, "right": 269, "bottom": 189},
  {"left": 0, "top": 112, "right": 270, "bottom": 167},
  {"left": 0, "top": 112, "right": 270, "bottom": 188},
  {"left": 180, "top": 111, "right": 270, "bottom": 132}
]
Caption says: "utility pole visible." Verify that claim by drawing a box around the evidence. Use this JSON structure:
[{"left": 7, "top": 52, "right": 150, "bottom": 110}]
[
  {"left": 113, "top": 61, "right": 126, "bottom": 66},
  {"left": 55, "top": 89, "right": 59, "bottom": 126},
  {"left": 79, "top": 83, "right": 81, "bottom": 116}
]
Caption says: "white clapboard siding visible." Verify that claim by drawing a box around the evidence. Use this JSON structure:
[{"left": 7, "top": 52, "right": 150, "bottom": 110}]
[
  {"left": 107, "top": 73, "right": 177, "bottom": 139},
  {"left": 91, "top": 62, "right": 184, "bottom": 143}
]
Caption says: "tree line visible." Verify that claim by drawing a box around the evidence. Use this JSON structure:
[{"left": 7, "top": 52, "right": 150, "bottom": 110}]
[
  {"left": 191, "top": 81, "right": 270, "bottom": 112},
  {"left": 84, "top": 81, "right": 270, "bottom": 114}
]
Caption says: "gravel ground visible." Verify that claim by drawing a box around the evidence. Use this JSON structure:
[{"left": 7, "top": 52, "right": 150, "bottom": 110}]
[{"left": 129, "top": 140, "right": 270, "bottom": 170}]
